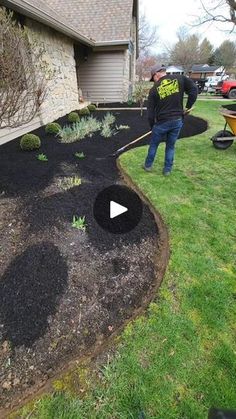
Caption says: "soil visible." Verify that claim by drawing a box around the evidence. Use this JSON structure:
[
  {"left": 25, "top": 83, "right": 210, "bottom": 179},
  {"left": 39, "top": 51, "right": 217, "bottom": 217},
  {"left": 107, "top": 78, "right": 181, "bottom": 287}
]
[{"left": 0, "top": 109, "right": 207, "bottom": 414}]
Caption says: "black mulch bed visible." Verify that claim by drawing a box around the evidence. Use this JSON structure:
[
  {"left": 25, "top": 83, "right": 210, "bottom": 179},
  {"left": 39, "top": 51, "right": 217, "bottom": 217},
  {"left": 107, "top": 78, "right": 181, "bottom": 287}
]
[
  {"left": 0, "top": 109, "right": 207, "bottom": 411},
  {"left": 98, "top": 101, "right": 148, "bottom": 108}
]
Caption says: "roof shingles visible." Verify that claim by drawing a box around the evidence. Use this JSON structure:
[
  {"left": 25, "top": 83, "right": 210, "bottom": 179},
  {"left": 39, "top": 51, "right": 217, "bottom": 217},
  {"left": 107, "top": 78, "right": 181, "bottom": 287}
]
[{"left": 46, "top": 0, "right": 134, "bottom": 42}]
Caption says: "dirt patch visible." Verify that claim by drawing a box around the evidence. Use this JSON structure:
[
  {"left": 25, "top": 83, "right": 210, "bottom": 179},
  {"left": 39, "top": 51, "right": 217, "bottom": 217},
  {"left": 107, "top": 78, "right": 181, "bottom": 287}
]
[{"left": 0, "top": 110, "right": 207, "bottom": 414}]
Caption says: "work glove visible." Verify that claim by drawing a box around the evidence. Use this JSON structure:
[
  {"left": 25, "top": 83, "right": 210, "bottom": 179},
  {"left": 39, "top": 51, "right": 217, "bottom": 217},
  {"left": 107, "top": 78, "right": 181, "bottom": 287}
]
[{"left": 183, "top": 107, "right": 193, "bottom": 116}]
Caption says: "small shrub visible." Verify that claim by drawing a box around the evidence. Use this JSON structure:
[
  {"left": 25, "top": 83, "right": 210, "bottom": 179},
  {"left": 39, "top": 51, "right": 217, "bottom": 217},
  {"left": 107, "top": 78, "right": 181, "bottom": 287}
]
[
  {"left": 79, "top": 107, "right": 90, "bottom": 116},
  {"left": 75, "top": 152, "right": 85, "bottom": 159},
  {"left": 45, "top": 122, "right": 62, "bottom": 135},
  {"left": 72, "top": 215, "right": 87, "bottom": 231},
  {"left": 127, "top": 98, "right": 134, "bottom": 106},
  {"left": 88, "top": 104, "right": 97, "bottom": 112},
  {"left": 20, "top": 134, "right": 41, "bottom": 151},
  {"left": 68, "top": 112, "right": 80, "bottom": 123},
  {"left": 133, "top": 82, "right": 150, "bottom": 116},
  {"left": 37, "top": 153, "right": 48, "bottom": 161}
]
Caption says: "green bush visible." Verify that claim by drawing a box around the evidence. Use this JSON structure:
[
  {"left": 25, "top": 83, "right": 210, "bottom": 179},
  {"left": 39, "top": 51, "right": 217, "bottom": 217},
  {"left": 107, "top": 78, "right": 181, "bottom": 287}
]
[
  {"left": 79, "top": 107, "right": 90, "bottom": 116},
  {"left": 88, "top": 104, "right": 97, "bottom": 112},
  {"left": 45, "top": 122, "right": 61, "bottom": 135},
  {"left": 20, "top": 134, "right": 41, "bottom": 151},
  {"left": 68, "top": 112, "right": 80, "bottom": 123}
]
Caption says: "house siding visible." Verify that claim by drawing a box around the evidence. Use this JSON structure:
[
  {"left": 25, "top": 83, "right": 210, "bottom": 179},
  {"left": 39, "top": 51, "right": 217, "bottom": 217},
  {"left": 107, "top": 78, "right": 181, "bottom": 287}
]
[{"left": 77, "top": 50, "right": 129, "bottom": 103}]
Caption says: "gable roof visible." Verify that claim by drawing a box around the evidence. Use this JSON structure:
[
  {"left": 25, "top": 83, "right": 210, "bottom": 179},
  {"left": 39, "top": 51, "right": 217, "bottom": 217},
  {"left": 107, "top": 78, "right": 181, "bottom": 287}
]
[
  {"left": 2, "top": 0, "right": 136, "bottom": 46},
  {"left": 166, "top": 65, "right": 184, "bottom": 72},
  {"left": 46, "top": 0, "right": 134, "bottom": 44},
  {"left": 191, "top": 64, "right": 220, "bottom": 72}
]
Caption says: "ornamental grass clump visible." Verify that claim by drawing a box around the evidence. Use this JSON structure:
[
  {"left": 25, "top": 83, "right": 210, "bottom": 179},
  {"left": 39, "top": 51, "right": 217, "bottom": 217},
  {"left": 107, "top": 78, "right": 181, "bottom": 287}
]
[
  {"left": 45, "top": 122, "right": 62, "bottom": 135},
  {"left": 100, "top": 112, "right": 117, "bottom": 138},
  {"left": 20, "top": 134, "right": 41, "bottom": 151},
  {"left": 101, "top": 123, "right": 114, "bottom": 138},
  {"left": 57, "top": 126, "right": 77, "bottom": 143},
  {"left": 58, "top": 116, "right": 101, "bottom": 143},
  {"left": 85, "top": 116, "right": 101, "bottom": 136},
  {"left": 102, "top": 112, "right": 116, "bottom": 126}
]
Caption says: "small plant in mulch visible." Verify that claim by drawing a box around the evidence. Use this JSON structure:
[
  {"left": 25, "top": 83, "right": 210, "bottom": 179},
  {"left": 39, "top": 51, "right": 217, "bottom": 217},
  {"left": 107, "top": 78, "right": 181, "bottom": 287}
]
[
  {"left": 133, "top": 82, "right": 149, "bottom": 116},
  {"left": 74, "top": 152, "right": 85, "bottom": 159},
  {"left": 79, "top": 107, "right": 90, "bottom": 116},
  {"left": 127, "top": 98, "right": 134, "bottom": 106},
  {"left": 88, "top": 104, "right": 97, "bottom": 112},
  {"left": 37, "top": 153, "right": 48, "bottom": 162},
  {"left": 20, "top": 134, "right": 41, "bottom": 151},
  {"left": 68, "top": 112, "right": 80, "bottom": 123},
  {"left": 72, "top": 215, "right": 87, "bottom": 231},
  {"left": 116, "top": 124, "right": 130, "bottom": 130},
  {"left": 58, "top": 176, "right": 81, "bottom": 190},
  {"left": 45, "top": 122, "right": 62, "bottom": 135}
]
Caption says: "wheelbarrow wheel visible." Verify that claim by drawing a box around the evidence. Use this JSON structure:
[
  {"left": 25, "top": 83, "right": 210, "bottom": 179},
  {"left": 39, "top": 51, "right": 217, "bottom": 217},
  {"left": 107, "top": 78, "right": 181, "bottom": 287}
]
[{"left": 211, "top": 130, "right": 234, "bottom": 149}]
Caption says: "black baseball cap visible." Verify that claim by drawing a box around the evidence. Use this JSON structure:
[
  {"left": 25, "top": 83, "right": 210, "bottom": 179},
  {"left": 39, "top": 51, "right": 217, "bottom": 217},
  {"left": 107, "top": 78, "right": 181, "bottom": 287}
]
[{"left": 150, "top": 64, "right": 166, "bottom": 81}]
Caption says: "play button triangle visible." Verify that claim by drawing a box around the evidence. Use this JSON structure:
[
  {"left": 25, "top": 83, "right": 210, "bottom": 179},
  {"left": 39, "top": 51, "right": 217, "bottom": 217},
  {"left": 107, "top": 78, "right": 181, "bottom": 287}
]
[{"left": 110, "top": 200, "right": 128, "bottom": 219}]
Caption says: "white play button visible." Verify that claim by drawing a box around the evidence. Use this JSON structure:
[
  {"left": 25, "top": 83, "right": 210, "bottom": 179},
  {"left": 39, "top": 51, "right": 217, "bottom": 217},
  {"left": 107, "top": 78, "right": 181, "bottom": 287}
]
[{"left": 110, "top": 200, "right": 128, "bottom": 219}]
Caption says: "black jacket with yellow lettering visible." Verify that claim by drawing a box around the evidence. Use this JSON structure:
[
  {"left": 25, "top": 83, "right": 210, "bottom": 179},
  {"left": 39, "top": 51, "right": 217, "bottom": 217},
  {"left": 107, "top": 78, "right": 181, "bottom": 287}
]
[{"left": 147, "top": 74, "right": 198, "bottom": 128}]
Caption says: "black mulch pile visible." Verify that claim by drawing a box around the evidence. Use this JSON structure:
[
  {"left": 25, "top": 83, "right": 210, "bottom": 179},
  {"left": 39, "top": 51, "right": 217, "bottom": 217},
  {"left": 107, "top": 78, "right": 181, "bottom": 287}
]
[{"left": 0, "top": 109, "right": 207, "bottom": 411}]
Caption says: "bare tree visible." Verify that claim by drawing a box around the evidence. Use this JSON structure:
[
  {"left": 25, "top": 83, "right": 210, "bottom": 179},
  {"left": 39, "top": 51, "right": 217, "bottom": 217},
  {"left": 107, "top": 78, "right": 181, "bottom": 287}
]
[
  {"left": 0, "top": 8, "right": 51, "bottom": 129},
  {"left": 196, "top": 0, "right": 236, "bottom": 27},
  {"left": 136, "top": 54, "right": 157, "bottom": 81},
  {"left": 138, "top": 12, "right": 158, "bottom": 54}
]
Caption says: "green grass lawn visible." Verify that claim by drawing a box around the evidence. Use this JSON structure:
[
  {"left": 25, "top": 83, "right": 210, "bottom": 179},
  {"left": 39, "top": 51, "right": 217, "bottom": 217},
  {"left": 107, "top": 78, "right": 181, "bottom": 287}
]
[{"left": 20, "top": 101, "right": 236, "bottom": 419}]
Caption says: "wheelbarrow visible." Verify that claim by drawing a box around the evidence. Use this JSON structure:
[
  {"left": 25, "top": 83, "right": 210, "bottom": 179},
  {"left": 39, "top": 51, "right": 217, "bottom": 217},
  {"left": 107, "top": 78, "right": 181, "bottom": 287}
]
[{"left": 211, "top": 109, "right": 236, "bottom": 149}]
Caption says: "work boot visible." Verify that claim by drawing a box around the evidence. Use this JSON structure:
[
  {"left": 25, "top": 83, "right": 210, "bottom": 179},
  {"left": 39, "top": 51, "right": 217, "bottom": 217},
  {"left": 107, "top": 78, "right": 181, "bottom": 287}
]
[{"left": 142, "top": 165, "right": 152, "bottom": 172}]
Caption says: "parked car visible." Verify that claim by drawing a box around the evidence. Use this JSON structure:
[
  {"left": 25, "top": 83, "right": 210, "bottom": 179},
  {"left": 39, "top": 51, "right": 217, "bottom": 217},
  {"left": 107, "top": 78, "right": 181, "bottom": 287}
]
[
  {"left": 204, "top": 75, "right": 229, "bottom": 93},
  {"left": 216, "top": 80, "right": 236, "bottom": 99}
]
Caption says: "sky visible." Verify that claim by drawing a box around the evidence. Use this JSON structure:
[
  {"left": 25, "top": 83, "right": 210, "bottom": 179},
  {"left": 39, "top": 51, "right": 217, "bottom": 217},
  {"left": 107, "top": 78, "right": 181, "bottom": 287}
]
[{"left": 141, "top": 0, "right": 236, "bottom": 54}]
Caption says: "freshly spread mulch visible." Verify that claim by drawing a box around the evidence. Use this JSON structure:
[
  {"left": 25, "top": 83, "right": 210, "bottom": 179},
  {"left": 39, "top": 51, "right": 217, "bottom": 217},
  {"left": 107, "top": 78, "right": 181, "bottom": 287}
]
[{"left": 0, "top": 109, "right": 207, "bottom": 413}]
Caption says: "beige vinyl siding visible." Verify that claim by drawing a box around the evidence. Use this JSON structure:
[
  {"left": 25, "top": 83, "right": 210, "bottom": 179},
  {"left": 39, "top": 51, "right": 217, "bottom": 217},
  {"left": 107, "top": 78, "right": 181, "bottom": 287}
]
[{"left": 78, "top": 51, "right": 127, "bottom": 103}]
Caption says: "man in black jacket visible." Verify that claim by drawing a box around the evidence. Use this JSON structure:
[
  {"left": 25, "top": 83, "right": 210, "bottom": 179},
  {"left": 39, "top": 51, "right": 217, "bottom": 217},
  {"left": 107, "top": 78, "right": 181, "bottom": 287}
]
[{"left": 144, "top": 64, "right": 198, "bottom": 175}]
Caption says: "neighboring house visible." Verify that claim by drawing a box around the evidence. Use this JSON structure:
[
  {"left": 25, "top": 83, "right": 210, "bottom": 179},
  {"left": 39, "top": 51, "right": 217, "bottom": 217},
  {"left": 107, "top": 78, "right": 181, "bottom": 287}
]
[
  {"left": 189, "top": 64, "right": 225, "bottom": 80},
  {"left": 1, "top": 0, "right": 138, "bottom": 143},
  {"left": 166, "top": 65, "right": 184, "bottom": 75}
]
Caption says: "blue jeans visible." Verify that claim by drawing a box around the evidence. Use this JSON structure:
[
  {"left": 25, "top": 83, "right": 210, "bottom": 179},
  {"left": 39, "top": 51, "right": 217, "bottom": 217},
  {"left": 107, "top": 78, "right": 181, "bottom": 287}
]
[{"left": 145, "top": 118, "right": 183, "bottom": 172}]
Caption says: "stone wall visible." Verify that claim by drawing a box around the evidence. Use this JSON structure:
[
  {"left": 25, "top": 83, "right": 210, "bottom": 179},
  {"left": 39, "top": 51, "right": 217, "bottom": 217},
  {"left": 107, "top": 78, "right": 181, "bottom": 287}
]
[
  {"left": 26, "top": 18, "right": 80, "bottom": 122},
  {"left": 0, "top": 18, "right": 82, "bottom": 144}
]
